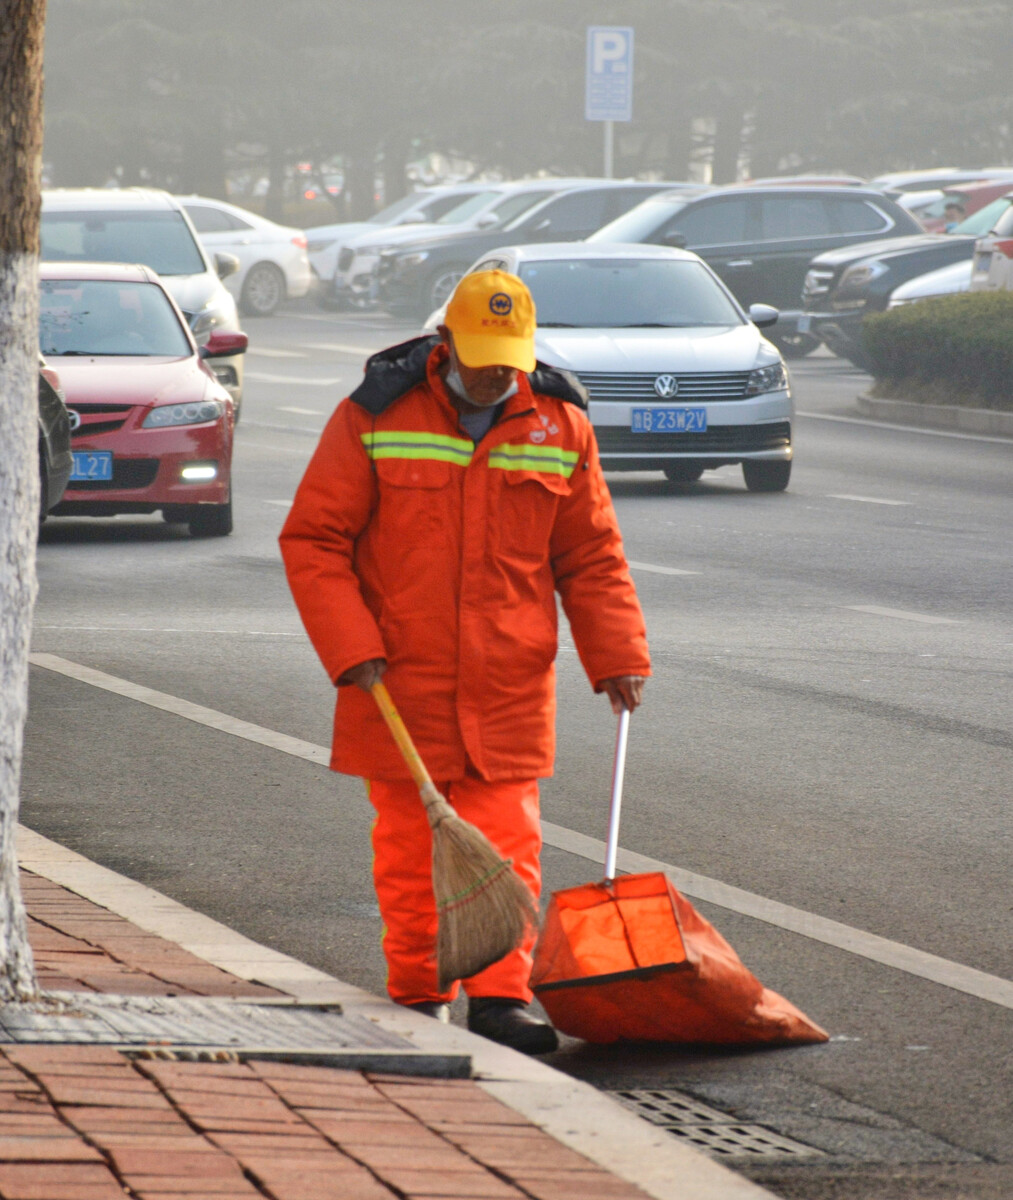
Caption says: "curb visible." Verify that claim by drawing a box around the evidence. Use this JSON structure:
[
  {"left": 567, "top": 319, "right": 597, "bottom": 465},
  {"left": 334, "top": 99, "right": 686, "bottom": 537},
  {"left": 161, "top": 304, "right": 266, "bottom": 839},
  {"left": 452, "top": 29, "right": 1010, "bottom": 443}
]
[
  {"left": 856, "top": 393, "right": 1013, "bottom": 438},
  {"left": 16, "top": 824, "right": 776, "bottom": 1200}
]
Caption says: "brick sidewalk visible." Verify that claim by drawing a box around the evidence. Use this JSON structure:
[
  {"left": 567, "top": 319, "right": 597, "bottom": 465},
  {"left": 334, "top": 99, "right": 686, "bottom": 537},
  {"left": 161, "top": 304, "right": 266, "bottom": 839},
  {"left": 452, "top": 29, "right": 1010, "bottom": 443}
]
[{"left": 0, "top": 871, "right": 654, "bottom": 1200}]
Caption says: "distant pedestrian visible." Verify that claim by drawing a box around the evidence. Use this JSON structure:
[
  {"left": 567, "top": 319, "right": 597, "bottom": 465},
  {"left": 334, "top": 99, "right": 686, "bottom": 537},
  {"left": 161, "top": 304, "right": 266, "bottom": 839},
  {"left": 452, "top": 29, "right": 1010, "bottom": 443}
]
[
  {"left": 280, "top": 270, "right": 650, "bottom": 1055},
  {"left": 943, "top": 200, "right": 965, "bottom": 232}
]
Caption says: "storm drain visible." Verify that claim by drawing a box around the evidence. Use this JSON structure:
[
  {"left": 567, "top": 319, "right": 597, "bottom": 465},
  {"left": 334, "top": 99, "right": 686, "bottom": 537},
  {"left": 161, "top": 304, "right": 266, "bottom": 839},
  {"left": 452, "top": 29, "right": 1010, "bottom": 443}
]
[
  {"left": 612, "top": 1088, "right": 824, "bottom": 1160},
  {"left": 0, "top": 994, "right": 470, "bottom": 1077}
]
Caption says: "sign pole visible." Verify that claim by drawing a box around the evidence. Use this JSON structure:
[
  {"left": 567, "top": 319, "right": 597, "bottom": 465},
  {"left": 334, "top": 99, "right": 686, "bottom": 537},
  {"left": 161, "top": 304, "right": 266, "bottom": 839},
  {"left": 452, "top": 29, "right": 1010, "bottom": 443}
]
[{"left": 604, "top": 120, "right": 614, "bottom": 179}]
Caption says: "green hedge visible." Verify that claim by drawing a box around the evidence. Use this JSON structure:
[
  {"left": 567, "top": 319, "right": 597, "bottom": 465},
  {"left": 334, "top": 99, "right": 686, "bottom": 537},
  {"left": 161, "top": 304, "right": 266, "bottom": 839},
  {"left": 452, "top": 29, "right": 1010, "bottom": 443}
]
[{"left": 862, "top": 291, "right": 1013, "bottom": 411}]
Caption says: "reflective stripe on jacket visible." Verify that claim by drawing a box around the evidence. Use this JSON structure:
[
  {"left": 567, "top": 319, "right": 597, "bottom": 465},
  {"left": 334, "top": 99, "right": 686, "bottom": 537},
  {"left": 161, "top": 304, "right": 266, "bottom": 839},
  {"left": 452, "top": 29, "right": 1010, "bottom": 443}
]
[{"left": 280, "top": 342, "right": 650, "bottom": 781}]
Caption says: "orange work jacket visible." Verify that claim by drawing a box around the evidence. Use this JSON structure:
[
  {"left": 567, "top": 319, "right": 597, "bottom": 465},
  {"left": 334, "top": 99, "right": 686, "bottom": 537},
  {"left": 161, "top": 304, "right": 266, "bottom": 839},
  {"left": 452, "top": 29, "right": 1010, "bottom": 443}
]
[{"left": 280, "top": 338, "right": 650, "bottom": 781}]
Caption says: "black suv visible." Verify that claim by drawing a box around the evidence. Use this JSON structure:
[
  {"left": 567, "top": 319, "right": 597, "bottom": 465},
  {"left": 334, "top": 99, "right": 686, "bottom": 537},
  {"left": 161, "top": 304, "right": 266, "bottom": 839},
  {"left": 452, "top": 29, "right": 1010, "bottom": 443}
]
[
  {"left": 587, "top": 185, "right": 922, "bottom": 356},
  {"left": 801, "top": 195, "right": 1013, "bottom": 367},
  {"left": 376, "top": 182, "right": 686, "bottom": 319}
]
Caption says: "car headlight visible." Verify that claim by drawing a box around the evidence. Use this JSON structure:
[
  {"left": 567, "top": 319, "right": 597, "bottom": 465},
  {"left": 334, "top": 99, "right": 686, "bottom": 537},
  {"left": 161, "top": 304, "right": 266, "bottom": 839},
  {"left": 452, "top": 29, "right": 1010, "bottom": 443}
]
[
  {"left": 142, "top": 399, "right": 224, "bottom": 428},
  {"left": 396, "top": 251, "right": 430, "bottom": 269},
  {"left": 744, "top": 362, "right": 788, "bottom": 396},
  {"left": 306, "top": 239, "right": 337, "bottom": 254},
  {"left": 839, "top": 261, "right": 888, "bottom": 291}
]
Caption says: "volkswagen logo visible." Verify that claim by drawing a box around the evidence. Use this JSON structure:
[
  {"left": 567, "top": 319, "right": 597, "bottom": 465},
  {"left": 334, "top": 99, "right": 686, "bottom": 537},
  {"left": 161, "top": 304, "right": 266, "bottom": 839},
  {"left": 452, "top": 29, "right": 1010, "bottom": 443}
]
[
  {"left": 654, "top": 374, "right": 679, "bottom": 398},
  {"left": 67, "top": 409, "right": 81, "bottom": 431}
]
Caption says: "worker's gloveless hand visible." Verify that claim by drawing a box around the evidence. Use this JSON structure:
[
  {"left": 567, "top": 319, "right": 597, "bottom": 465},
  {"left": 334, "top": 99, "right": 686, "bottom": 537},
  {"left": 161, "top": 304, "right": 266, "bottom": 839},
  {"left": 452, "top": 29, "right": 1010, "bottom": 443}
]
[
  {"left": 338, "top": 658, "right": 388, "bottom": 691},
  {"left": 600, "top": 676, "right": 646, "bottom": 714}
]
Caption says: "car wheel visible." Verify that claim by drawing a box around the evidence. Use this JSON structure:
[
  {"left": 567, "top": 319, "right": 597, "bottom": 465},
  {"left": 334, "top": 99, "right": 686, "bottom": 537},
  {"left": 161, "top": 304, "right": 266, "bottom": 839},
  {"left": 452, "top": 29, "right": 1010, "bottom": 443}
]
[
  {"left": 425, "top": 265, "right": 468, "bottom": 316},
  {"left": 663, "top": 463, "right": 705, "bottom": 484},
  {"left": 240, "top": 263, "right": 286, "bottom": 317},
  {"left": 188, "top": 496, "right": 233, "bottom": 537},
  {"left": 742, "top": 460, "right": 791, "bottom": 493},
  {"left": 771, "top": 331, "right": 820, "bottom": 359}
]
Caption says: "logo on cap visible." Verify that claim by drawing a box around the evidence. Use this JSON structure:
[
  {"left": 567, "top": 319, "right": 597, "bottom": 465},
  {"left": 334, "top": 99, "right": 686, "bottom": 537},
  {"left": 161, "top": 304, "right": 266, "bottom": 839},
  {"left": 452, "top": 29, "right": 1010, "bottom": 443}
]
[{"left": 489, "top": 292, "right": 513, "bottom": 316}]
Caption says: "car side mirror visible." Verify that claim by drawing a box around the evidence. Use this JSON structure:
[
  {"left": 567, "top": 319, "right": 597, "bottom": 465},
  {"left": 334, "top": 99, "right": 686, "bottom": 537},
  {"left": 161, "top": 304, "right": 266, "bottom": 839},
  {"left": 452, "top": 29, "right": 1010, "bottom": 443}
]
[
  {"left": 662, "top": 230, "right": 687, "bottom": 248},
  {"left": 200, "top": 330, "right": 248, "bottom": 358},
  {"left": 474, "top": 213, "right": 498, "bottom": 229},
  {"left": 748, "top": 303, "right": 779, "bottom": 328},
  {"left": 530, "top": 218, "right": 552, "bottom": 234},
  {"left": 214, "top": 252, "right": 240, "bottom": 280}
]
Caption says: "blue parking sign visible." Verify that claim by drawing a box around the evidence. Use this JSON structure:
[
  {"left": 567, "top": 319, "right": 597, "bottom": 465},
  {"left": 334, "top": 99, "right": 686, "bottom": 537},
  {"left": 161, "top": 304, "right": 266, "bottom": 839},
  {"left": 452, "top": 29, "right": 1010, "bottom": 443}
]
[{"left": 586, "top": 26, "right": 634, "bottom": 122}]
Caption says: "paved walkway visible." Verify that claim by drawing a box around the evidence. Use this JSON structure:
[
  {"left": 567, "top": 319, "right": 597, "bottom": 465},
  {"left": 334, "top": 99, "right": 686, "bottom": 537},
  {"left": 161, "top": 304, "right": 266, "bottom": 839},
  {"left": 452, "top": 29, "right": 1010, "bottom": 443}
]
[{"left": 2, "top": 869, "right": 654, "bottom": 1200}]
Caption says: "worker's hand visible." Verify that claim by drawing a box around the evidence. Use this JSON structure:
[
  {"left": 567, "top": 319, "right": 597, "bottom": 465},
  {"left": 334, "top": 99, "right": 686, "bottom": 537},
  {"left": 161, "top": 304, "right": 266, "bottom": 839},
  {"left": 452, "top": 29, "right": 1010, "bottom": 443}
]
[
  {"left": 600, "top": 676, "right": 646, "bottom": 714},
  {"left": 337, "top": 658, "right": 388, "bottom": 691}
]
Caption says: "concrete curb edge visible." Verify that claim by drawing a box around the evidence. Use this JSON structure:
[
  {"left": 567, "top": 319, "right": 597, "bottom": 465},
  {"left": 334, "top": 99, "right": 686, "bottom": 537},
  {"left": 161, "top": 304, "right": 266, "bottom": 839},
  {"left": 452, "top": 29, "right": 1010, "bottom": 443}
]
[
  {"left": 16, "top": 823, "right": 775, "bottom": 1200},
  {"left": 856, "top": 394, "right": 1013, "bottom": 438}
]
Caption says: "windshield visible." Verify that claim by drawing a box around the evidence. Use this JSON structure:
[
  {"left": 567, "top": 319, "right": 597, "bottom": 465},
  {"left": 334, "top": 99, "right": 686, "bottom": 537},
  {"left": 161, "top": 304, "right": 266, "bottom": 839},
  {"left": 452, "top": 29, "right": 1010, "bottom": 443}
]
[
  {"left": 41, "top": 210, "right": 206, "bottom": 276},
  {"left": 490, "top": 190, "right": 554, "bottom": 229},
  {"left": 436, "top": 191, "right": 503, "bottom": 224},
  {"left": 518, "top": 258, "right": 743, "bottom": 328},
  {"left": 588, "top": 194, "right": 690, "bottom": 244},
  {"left": 39, "top": 279, "right": 192, "bottom": 357},
  {"left": 953, "top": 197, "right": 1013, "bottom": 236},
  {"left": 367, "top": 193, "right": 428, "bottom": 225}
]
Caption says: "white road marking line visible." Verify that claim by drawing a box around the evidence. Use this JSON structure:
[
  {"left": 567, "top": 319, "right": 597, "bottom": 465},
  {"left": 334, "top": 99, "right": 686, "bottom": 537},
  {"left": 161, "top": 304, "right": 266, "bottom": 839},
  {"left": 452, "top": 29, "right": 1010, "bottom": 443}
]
[
  {"left": 29, "top": 653, "right": 330, "bottom": 765},
  {"left": 828, "top": 494, "right": 912, "bottom": 506},
  {"left": 245, "top": 371, "right": 345, "bottom": 385},
  {"left": 845, "top": 605, "right": 960, "bottom": 625},
  {"left": 34, "top": 627, "right": 300, "bottom": 636},
  {"left": 300, "top": 341, "right": 376, "bottom": 356},
  {"left": 28, "top": 651, "right": 1013, "bottom": 1012},
  {"left": 796, "top": 410, "right": 1012, "bottom": 446},
  {"left": 277, "top": 406, "right": 321, "bottom": 416},
  {"left": 628, "top": 560, "right": 701, "bottom": 576},
  {"left": 263, "top": 499, "right": 293, "bottom": 508},
  {"left": 247, "top": 348, "right": 304, "bottom": 359}
]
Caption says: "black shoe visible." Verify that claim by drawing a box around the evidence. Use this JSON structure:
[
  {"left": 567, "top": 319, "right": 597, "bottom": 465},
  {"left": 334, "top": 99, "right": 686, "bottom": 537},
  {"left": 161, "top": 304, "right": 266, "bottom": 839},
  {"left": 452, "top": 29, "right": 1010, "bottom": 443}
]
[
  {"left": 467, "top": 998, "right": 559, "bottom": 1055},
  {"left": 403, "top": 1001, "right": 450, "bottom": 1023}
]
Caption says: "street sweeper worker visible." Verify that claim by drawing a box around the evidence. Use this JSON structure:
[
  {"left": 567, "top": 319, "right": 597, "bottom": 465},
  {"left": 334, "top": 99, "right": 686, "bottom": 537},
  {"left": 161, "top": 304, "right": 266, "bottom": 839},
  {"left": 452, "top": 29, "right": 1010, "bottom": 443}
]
[{"left": 280, "top": 269, "right": 650, "bottom": 1055}]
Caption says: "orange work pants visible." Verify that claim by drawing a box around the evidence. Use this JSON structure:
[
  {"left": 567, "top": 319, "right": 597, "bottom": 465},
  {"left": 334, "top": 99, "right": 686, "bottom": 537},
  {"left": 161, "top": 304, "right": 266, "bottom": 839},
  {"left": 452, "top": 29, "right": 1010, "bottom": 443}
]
[{"left": 367, "top": 776, "right": 541, "bottom": 1006}]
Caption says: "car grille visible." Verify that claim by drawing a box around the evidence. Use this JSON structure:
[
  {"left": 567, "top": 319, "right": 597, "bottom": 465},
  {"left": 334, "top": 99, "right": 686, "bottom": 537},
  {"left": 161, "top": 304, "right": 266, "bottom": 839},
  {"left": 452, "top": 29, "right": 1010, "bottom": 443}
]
[
  {"left": 68, "top": 459, "right": 160, "bottom": 491},
  {"left": 68, "top": 403, "right": 134, "bottom": 438},
  {"left": 595, "top": 421, "right": 791, "bottom": 455},
  {"left": 576, "top": 372, "right": 753, "bottom": 402},
  {"left": 337, "top": 247, "right": 355, "bottom": 272}
]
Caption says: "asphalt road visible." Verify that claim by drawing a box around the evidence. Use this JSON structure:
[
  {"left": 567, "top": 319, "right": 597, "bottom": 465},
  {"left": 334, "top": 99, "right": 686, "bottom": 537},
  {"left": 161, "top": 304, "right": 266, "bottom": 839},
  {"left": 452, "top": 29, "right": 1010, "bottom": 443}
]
[{"left": 23, "top": 301, "right": 1012, "bottom": 1199}]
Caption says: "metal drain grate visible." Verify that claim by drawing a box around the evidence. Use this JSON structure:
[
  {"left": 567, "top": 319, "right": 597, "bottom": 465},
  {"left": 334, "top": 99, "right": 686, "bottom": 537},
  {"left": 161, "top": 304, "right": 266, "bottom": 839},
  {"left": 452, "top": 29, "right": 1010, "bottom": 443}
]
[
  {"left": 613, "top": 1088, "right": 823, "bottom": 1160},
  {"left": 0, "top": 994, "right": 470, "bottom": 1077}
]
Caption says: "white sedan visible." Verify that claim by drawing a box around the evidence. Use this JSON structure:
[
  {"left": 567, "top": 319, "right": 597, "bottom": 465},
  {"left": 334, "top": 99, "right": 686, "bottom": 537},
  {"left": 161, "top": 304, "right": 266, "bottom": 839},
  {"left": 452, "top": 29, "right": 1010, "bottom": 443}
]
[
  {"left": 427, "top": 243, "right": 793, "bottom": 492},
  {"left": 178, "top": 196, "right": 312, "bottom": 317}
]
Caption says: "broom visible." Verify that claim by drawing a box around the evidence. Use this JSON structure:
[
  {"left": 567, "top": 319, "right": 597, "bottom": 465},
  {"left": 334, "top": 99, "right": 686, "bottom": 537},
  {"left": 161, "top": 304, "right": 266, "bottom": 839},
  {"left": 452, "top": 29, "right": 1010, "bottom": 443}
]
[{"left": 370, "top": 681, "right": 536, "bottom": 990}]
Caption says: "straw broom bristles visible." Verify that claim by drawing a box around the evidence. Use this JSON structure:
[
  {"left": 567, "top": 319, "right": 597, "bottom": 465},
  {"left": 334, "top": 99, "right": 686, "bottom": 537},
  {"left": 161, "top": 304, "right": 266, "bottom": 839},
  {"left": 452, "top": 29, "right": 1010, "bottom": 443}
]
[
  {"left": 420, "top": 782, "right": 537, "bottom": 990},
  {"left": 371, "top": 682, "right": 536, "bottom": 990}
]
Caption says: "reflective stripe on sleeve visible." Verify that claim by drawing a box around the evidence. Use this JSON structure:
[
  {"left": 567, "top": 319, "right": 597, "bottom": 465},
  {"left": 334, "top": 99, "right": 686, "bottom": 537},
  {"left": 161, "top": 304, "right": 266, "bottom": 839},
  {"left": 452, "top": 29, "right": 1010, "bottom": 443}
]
[
  {"left": 361, "top": 431, "right": 474, "bottom": 466},
  {"left": 488, "top": 442, "right": 580, "bottom": 478}
]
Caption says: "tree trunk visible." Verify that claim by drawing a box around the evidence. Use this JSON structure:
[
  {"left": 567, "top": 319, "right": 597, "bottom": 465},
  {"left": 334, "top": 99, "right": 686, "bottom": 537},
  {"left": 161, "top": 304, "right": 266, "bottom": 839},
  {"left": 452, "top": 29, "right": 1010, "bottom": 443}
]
[
  {"left": 0, "top": 0, "right": 45, "bottom": 1003},
  {"left": 711, "top": 96, "right": 745, "bottom": 184}
]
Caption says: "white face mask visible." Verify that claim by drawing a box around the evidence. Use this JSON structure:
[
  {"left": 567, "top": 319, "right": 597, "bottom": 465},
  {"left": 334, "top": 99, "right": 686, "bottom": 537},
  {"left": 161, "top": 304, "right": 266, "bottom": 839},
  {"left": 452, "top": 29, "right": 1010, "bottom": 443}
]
[{"left": 445, "top": 362, "right": 518, "bottom": 407}]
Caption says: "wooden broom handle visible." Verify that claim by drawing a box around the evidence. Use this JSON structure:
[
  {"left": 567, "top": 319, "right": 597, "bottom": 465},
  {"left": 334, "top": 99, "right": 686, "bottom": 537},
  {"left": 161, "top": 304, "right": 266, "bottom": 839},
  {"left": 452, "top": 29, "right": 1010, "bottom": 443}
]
[{"left": 370, "top": 680, "right": 434, "bottom": 792}]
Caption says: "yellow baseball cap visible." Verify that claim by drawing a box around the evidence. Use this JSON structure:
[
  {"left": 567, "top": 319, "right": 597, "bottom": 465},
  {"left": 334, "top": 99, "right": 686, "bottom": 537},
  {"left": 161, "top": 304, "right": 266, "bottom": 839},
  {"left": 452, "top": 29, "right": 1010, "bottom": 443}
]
[{"left": 445, "top": 270, "right": 537, "bottom": 372}]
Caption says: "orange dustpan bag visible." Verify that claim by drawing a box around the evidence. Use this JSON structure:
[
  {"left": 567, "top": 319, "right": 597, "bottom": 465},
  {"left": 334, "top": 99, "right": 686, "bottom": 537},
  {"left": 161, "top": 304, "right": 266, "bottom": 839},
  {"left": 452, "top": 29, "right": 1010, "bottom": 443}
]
[{"left": 530, "top": 712, "right": 828, "bottom": 1046}]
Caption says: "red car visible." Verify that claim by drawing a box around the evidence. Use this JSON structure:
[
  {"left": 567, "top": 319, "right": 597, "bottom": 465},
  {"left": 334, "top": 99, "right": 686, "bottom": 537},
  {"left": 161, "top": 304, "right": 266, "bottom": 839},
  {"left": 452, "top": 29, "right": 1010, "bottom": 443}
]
[{"left": 40, "top": 262, "right": 247, "bottom": 537}]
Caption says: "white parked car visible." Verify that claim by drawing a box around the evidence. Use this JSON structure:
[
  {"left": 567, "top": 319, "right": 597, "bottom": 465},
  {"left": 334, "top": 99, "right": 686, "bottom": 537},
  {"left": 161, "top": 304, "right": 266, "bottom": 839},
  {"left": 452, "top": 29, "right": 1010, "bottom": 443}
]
[
  {"left": 177, "top": 196, "right": 312, "bottom": 317},
  {"left": 427, "top": 243, "right": 793, "bottom": 492},
  {"left": 969, "top": 193, "right": 1013, "bottom": 291},
  {"left": 887, "top": 259, "right": 973, "bottom": 306},
  {"left": 304, "top": 185, "right": 492, "bottom": 303}
]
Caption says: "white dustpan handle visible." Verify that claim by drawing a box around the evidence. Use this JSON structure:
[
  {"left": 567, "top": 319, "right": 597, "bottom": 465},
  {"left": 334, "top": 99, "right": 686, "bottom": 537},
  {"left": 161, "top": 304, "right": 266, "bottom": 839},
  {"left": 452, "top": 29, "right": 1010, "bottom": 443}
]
[{"left": 604, "top": 706, "right": 630, "bottom": 881}]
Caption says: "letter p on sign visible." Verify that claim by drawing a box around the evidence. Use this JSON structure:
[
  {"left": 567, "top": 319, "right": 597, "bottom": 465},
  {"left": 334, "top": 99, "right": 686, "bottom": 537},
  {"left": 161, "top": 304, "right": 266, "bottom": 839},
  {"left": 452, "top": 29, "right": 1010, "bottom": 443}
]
[{"left": 593, "top": 31, "right": 627, "bottom": 73}]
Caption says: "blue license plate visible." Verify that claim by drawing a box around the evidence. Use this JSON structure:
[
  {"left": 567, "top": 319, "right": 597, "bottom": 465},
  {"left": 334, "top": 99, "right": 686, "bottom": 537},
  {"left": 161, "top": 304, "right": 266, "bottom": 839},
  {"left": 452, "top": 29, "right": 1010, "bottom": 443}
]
[
  {"left": 70, "top": 451, "right": 113, "bottom": 481},
  {"left": 631, "top": 407, "right": 707, "bottom": 433}
]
